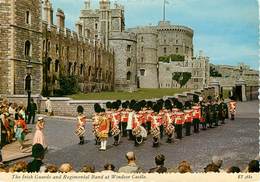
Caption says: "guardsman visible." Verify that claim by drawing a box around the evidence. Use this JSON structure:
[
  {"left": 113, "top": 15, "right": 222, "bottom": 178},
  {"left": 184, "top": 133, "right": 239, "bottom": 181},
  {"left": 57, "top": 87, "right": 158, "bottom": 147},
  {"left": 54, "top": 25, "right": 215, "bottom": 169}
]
[
  {"left": 200, "top": 102, "right": 207, "bottom": 130},
  {"left": 151, "top": 104, "right": 160, "bottom": 147},
  {"left": 111, "top": 102, "right": 121, "bottom": 146},
  {"left": 192, "top": 103, "right": 201, "bottom": 133},
  {"left": 92, "top": 104, "right": 101, "bottom": 145},
  {"left": 120, "top": 102, "right": 129, "bottom": 137},
  {"left": 76, "top": 105, "right": 87, "bottom": 145},
  {"left": 207, "top": 96, "right": 214, "bottom": 128},
  {"left": 213, "top": 100, "right": 219, "bottom": 127},
  {"left": 175, "top": 101, "right": 184, "bottom": 139},
  {"left": 184, "top": 101, "right": 193, "bottom": 136},
  {"left": 146, "top": 101, "right": 154, "bottom": 134},
  {"left": 229, "top": 97, "right": 237, "bottom": 120},
  {"left": 218, "top": 99, "right": 226, "bottom": 124},
  {"left": 132, "top": 103, "right": 143, "bottom": 146},
  {"left": 164, "top": 99, "right": 174, "bottom": 143},
  {"left": 105, "top": 102, "right": 113, "bottom": 136},
  {"left": 98, "top": 108, "right": 110, "bottom": 151}
]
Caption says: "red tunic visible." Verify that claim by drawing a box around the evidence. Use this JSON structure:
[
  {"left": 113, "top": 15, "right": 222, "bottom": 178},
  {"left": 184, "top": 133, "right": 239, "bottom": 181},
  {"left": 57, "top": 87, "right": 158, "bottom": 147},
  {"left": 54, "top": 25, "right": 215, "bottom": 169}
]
[
  {"left": 146, "top": 110, "right": 153, "bottom": 122},
  {"left": 121, "top": 111, "right": 129, "bottom": 123},
  {"left": 229, "top": 101, "right": 236, "bottom": 113},
  {"left": 175, "top": 112, "right": 184, "bottom": 125},
  {"left": 184, "top": 110, "right": 193, "bottom": 123},
  {"left": 192, "top": 106, "right": 201, "bottom": 119}
]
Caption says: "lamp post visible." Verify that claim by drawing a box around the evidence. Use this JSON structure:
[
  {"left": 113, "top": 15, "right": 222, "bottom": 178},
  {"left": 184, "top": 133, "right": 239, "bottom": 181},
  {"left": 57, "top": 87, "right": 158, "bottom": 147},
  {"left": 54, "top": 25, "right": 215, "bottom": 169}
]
[{"left": 25, "top": 60, "right": 33, "bottom": 112}]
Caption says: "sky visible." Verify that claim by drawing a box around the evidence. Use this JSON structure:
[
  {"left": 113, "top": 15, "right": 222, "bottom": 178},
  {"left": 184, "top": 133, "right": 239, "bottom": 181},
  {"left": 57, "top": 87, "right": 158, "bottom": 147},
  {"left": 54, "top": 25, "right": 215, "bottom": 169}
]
[{"left": 51, "top": 0, "right": 259, "bottom": 70}]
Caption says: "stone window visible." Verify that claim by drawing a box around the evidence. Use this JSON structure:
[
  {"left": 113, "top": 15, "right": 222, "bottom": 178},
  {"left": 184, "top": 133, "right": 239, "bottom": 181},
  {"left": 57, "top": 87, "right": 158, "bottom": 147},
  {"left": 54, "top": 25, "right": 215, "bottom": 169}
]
[
  {"left": 141, "top": 57, "right": 144, "bottom": 63},
  {"left": 25, "top": 11, "right": 31, "bottom": 25},
  {"left": 43, "top": 40, "right": 46, "bottom": 51},
  {"left": 68, "top": 62, "right": 72, "bottom": 75},
  {"left": 127, "top": 71, "right": 131, "bottom": 81},
  {"left": 164, "top": 39, "right": 166, "bottom": 44},
  {"left": 56, "top": 44, "right": 59, "bottom": 55},
  {"left": 55, "top": 60, "right": 59, "bottom": 72},
  {"left": 140, "top": 69, "right": 145, "bottom": 76},
  {"left": 48, "top": 41, "right": 51, "bottom": 52},
  {"left": 127, "top": 45, "right": 131, "bottom": 52},
  {"left": 176, "top": 39, "right": 178, "bottom": 44},
  {"left": 73, "top": 62, "right": 77, "bottom": 74},
  {"left": 141, "top": 36, "right": 144, "bottom": 42},
  {"left": 80, "top": 64, "right": 84, "bottom": 75},
  {"left": 24, "top": 40, "right": 32, "bottom": 57},
  {"left": 127, "top": 58, "right": 131, "bottom": 67},
  {"left": 194, "top": 78, "right": 198, "bottom": 82},
  {"left": 164, "top": 47, "right": 167, "bottom": 54},
  {"left": 47, "top": 58, "right": 52, "bottom": 72},
  {"left": 95, "top": 23, "right": 98, "bottom": 30},
  {"left": 141, "top": 46, "right": 144, "bottom": 52},
  {"left": 176, "top": 47, "right": 179, "bottom": 53}
]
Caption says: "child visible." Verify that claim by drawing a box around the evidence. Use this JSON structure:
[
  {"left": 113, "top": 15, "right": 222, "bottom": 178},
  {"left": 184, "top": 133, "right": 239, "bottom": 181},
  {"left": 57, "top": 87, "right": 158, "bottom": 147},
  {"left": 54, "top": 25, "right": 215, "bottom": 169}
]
[{"left": 15, "top": 114, "right": 28, "bottom": 151}]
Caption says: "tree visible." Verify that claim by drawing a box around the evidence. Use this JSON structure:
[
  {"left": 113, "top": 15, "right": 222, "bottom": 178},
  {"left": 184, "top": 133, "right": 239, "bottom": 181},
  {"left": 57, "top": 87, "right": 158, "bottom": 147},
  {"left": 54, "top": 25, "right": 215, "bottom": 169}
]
[
  {"left": 58, "top": 75, "right": 80, "bottom": 96},
  {"left": 172, "top": 72, "right": 192, "bottom": 88},
  {"left": 210, "top": 66, "right": 222, "bottom": 77}
]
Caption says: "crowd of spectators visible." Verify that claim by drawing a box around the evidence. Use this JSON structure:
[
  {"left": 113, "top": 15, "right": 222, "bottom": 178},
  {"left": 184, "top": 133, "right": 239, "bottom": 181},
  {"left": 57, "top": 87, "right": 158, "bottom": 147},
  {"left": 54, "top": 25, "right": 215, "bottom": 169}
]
[{"left": 0, "top": 144, "right": 259, "bottom": 173}]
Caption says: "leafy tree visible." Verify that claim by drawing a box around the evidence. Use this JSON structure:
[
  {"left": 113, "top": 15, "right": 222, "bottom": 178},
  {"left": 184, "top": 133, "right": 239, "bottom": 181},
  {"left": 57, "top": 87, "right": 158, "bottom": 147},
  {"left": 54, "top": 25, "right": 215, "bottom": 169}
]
[
  {"left": 58, "top": 75, "right": 80, "bottom": 96},
  {"left": 172, "top": 72, "right": 192, "bottom": 88},
  {"left": 210, "top": 66, "right": 222, "bottom": 77}
]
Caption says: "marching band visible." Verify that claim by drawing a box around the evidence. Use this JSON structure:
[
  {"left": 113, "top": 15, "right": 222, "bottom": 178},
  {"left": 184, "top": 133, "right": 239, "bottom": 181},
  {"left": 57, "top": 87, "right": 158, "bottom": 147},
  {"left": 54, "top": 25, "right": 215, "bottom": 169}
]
[{"left": 75, "top": 95, "right": 236, "bottom": 151}]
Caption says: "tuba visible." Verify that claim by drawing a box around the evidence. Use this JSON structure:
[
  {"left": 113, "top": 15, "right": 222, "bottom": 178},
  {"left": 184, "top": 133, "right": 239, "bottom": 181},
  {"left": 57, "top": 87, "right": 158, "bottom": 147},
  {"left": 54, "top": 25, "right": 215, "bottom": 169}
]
[{"left": 111, "top": 126, "right": 120, "bottom": 136}]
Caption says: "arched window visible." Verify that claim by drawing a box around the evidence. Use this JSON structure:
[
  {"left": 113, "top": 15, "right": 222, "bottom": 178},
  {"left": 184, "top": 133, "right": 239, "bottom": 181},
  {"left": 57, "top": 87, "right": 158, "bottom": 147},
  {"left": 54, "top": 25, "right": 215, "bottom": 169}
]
[
  {"left": 68, "top": 62, "right": 72, "bottom": 75},
  {"left": 47, "top": 41, "right": 51, "bottom": 52},
  {"left": 164, "top": 47, "right": 167, "bottom": 54},
  {"left": 47, "top": 58, "right": 52, "bottom": 71},
  {"left": 88, "top": 66, "right": 91, "bottom": 76},
  {"left": 25, "top": 40, "right": 31, "bottom": 57},
  {"left": 43, "top": 40, "right": 46, "bottom": 51},
  {"left": 55, "top": 60, "right": 59, "bottom": 72},
  {"left": 73, "top": 62, "right": 77, "bottom": 74},
  {"left": 127, "top": 58, "right": 131, "bottom": 67},
  {"left": 176, "top": 47, "right": 179, "bottom": 53},
  {"left": 80, "top": 64, "right": 84, "bottom": 75},
  {"left": 127, "top": 71, "right": 131, "bottom": 81},
  {"left": 141, "top": 46, "right": 144, "bottom": 52}
]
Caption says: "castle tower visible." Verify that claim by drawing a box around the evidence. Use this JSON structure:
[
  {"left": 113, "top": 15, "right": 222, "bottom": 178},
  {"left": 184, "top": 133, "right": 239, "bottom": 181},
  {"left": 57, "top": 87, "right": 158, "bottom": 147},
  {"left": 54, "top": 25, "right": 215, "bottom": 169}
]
[
  {"left": 0, "top": 0, "right": 43, "bottom": 95},
  {"left": 43, "top": 0, "right": 53, "bottom": 25},
  {"left": 84, "top": 0, "right": 91, "bottom": 9},
  {"left": 99, "top": 0, "right": 111, "bottom": 49}
]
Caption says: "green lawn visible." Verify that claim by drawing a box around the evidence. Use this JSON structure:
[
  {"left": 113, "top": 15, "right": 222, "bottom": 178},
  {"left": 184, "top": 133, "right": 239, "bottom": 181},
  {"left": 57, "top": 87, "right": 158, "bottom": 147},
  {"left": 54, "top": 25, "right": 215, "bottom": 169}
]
[{"left": 69, "top": 88, "right": 189, "bottom": 100}]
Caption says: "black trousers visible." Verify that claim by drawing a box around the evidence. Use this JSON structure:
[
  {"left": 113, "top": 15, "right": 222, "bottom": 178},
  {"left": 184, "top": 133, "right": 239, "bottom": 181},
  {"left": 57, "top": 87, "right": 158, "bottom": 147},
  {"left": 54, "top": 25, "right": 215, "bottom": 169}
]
[
  {"left": 193, "top": 119, "right": 200, "bottom": 133},
  {"left": 185, "top": 123, "right": 191, "bottom": 136},
  {"left": 175, "top": 124, "right": 182, "bottom": 139},
  {"left": 128, "top": 130, "right": 134, "bottom": 140},
  {"left": 27, "top": 112, "right": 36, "bottom": 124},
  {"left": 121, "top": 122, "right": 128, "bottom": 137},
  {"left": 146, "top": 122, "right": 151, "bottom": 134},
  {"left": 231, "top": 114, "right": 235, "bottom": 120},
  {"left": 159, "top": 125, "right": 164, "bottom": 139}
]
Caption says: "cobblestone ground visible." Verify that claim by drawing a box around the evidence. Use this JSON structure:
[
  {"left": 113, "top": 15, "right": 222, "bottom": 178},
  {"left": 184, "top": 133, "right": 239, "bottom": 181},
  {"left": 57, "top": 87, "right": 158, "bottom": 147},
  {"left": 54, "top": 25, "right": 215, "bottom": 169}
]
[{"left": 21, "top": 101, "right": 259, "bottom": 172}]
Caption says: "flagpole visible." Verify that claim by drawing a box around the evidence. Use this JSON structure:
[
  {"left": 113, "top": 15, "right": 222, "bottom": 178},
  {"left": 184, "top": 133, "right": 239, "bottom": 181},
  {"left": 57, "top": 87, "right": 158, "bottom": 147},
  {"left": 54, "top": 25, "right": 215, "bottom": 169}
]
[{"left": 163, "top": 0, "right": 165, "bottom": 21}]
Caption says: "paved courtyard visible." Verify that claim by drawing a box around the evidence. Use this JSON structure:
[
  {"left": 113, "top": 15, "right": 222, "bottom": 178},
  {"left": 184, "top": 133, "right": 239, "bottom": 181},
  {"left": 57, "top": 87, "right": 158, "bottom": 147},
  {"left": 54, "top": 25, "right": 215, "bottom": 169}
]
[{"left": 7, "top": 100, "right": 259, "bottom": 172}]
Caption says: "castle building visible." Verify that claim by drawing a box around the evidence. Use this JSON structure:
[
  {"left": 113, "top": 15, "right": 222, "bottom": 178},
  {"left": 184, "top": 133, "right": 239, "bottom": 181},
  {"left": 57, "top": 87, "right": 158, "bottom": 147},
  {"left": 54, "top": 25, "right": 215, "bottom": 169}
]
[{"left": 0, "top": 0, "right": 114, "bottom": 96}]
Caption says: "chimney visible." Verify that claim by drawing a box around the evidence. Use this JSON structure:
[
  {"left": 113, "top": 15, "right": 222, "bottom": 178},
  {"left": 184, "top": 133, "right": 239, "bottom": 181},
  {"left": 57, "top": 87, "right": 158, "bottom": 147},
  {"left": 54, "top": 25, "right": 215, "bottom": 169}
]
[{"left": 56, "top": 8, "right": 65, "bottom": 30}]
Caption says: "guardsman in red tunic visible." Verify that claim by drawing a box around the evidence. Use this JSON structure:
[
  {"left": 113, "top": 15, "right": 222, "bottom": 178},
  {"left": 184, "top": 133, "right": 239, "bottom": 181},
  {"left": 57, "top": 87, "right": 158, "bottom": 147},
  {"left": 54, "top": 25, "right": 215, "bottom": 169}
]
[
  {"left": 98, "top": 109, "right": 110, "bottom": 151},
  {"left": 175, "top": 101, "right": 184, "bottom": 139},
  {"left": 132, "top": 103, "right": 143, "bottom": 146},
  {"left": 192, "top": 104, "right": 201, "bottom": 133},
  {"left": 228, "top": 97, "right": 237, "bottom": 120},
  {"left": 158, "top": 108, "right": 164, "bottom": 139},
  {"left": 184, "top": 101, "right": 193, "bottom": 136},
  {"left": 146, "top": 101, "right": 154, "bottom": 134},
  {"left": 111, "top": 102, "right": 121, "bottom": 146},
  {"left": 120, "top": 102, "right": 129, "bottom": 137},
  {"left": 151, "top": 104, "right": 160, "bottom": 147}
]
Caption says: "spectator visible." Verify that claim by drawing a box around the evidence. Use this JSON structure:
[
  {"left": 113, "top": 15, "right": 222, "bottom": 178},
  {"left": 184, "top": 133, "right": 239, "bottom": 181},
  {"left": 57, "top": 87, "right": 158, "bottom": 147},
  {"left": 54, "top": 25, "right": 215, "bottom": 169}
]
[
  {"left": 204, "top": 163, "right": 220, "bottom": 173},
  {"left": 44, "top": 164, "right": 58, "bottom": 173},
  {"left": 9, "top": 161, "right": 27, "bottom": 172},
  {"left": 212, "top": 156, "right": 224, "bottom": 172},
  {"left": 14, "top": 114, "right": 28, "bottom": 151},
  {"left": 247, "top": 160, "right": 259, "bottom": 173},
  {"left": 28, "top": 99, "right": 37, "bottom": 124},
  {"left": 33, "top": 117, "right": 47, "bottom": 150},
  {"left": 80, "top": 164, "right": 95, "bottom": 173},
  {"left": 149, "top": 154, "right": 167, "bottom": 173},
  {"left": 45, "top": 98, "right": 53, "bottom": 116},
  {"left": 226, "top": 166, "right": 241, "bottom": 173},
  {"left": 27, "top": 144, "right": 46, "bottom": 172},
  {"left": 59, "top": 163, "right": 74, "bottom": 173},
  {"left": 177, "top": 161, "right": 192, "bottom": 173},
  {"left": 118, "top": 151, "right": 142, "bottom": 173},
  {"left": 102, "top": 163, "right": 115, "bottom": 172}
]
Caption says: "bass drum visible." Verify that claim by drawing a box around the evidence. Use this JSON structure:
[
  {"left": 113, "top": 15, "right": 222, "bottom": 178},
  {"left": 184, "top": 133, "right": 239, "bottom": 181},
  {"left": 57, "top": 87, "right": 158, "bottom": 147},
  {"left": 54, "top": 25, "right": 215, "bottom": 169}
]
[{"left": 140, "top": 126, "right": 147, "bottom": 138}]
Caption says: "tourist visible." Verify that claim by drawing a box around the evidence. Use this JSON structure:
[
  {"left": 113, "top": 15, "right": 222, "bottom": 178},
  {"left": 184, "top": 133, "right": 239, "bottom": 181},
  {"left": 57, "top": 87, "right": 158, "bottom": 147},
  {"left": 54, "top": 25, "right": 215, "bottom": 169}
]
[
  {"left": 226, "top": 166, "right": 241, "bottom": 173},
  {"left": 45, "top": 97, "right": 53, "bottom": 116},
  {"left": 8, "top": 161, "right": 28, "bottom": 172},
  {"left": 204, "top": 163, "right": 220, "bottom": 173},
  {"left": 148, "top": 154, "right": 167, "bottom": 173},
  {"left": 59, "top": 163, "right": 74, "bottom": 173},
  {"left": 33, "top": 117, "right": 47, "bottom": 150},
  {"left": 102, "top": 163, "right": 115, "bottom": 172},
  {"left": 212, "top": 156, "right": 224, "bottom": 172},
  {"left": 44, "top": 164, "right": 58, "bottom": 173},
  {"left": 118, "top": 151, "right": 142, "bottom": 173},
  {"left": 80, "top": 164, "right": 95, "bottom": 173},
  {"left": 27, "top": 144, "right": 46, "bottom": 172},
  {"left": 18, "top": 105, "right": 27, "bottom": 123},
  {"left": 75, "top": 105, "right": 87, "bottom": 145},
  {"left": 14, "top": 114, "right": 28, "bottom": 151},
  {"left": 246, "top": 160, "right": 259, "bottom": 173},
  {"left": 177, "top": 161, "right": 192, "bottom": 173},
  {"left": 28, "top": 98, "right": 37, "bottom": 124}
]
